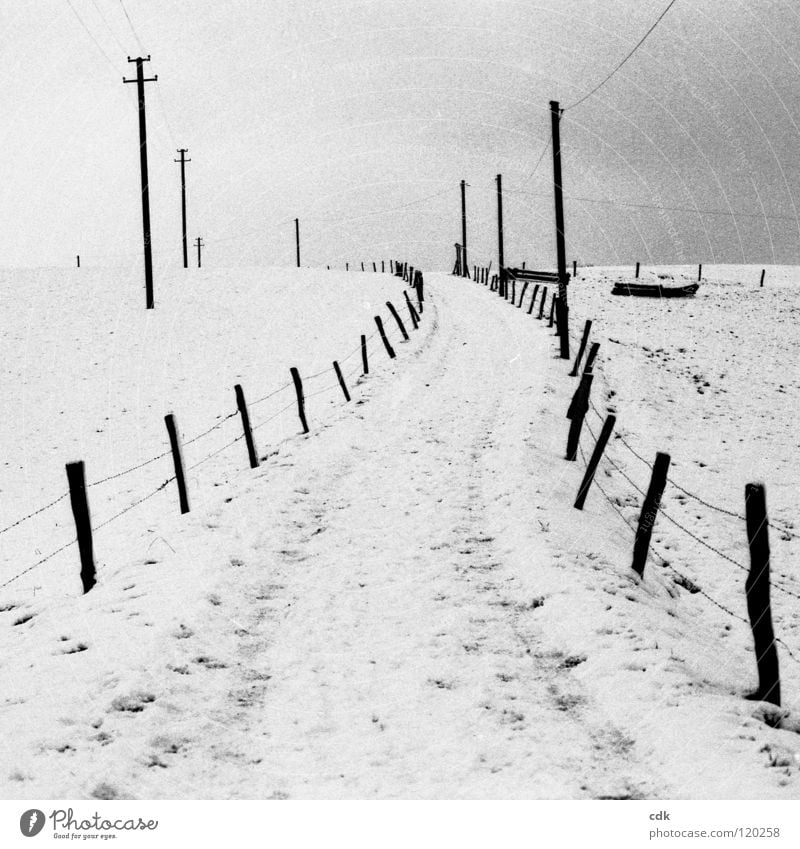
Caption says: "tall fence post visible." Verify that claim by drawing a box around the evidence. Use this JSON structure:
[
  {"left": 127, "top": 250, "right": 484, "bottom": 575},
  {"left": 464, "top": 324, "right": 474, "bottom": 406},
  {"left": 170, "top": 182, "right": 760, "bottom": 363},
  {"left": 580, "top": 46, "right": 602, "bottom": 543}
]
[
  {"left": 527, "top": 284, "right": 539, "bottom": 315},
  {"left": 164, "top": 413, "right": 190, "bottom": 514},
  {"left": 550, "top": 99, "right": 570, "bottom": 358},
  {"left": 574, "top": 414, "right": 616, "bottom": 509},
  {"left": 744, "top": 483, "right": 781, "bottom": 706},
  {"left": 517, "top": 281, "right": 529, "bottom": 308},
  {"left": 631, "top": 452, "right": 670, "bottom": 577},
  {"left": 361, "top": 334, "right": 369, "bottom": 375},
  {"left": 333, "top": 361, "right": 350, "bottom": 402},
  {"left": 234, "top": 384, "right": 259, "bottom": 468},
  {"left": 566, "top": 373, "right": 593, "bottom": 461},
  {"left": 403, "top": 290, "right": 419, "bottom": 328},
  {"left": 290, "top": 367, "right": 309, "bottom": 433},
  {"left": 414, "top": 275, "right": 424, "bottom": 313},
  {"left": 375, "top": 316, "right": 396, "bottom": 358},
  {"left": 570, "top": 320, "right": 592, "bottom": 376},
  {"left": 65, "top": 461, "right": 96, "bottom": 594}
]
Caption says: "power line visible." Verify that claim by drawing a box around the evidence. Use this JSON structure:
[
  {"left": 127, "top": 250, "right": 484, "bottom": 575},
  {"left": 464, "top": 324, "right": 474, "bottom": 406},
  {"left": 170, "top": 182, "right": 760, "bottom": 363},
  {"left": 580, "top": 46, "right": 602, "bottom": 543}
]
[
  {"left": 65, "top": 0, "right": 120, "bottom": 71},
  {"left": 564, "top": 0, "right": 680, "bottom": 111},
  {"left": 117, "top": 0, "right": 146, "bottom": 52}
]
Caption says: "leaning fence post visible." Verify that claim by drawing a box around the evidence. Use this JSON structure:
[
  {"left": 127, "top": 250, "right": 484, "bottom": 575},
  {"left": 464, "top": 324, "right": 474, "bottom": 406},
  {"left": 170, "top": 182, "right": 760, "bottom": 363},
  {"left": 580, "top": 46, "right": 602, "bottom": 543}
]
[
  {"left": 414, "top": 277, "right": 424, "bottom": 313},
  {"left": 386, "top": 301, "right": 409, "bottom": 340},
  {"left": 333, "top": 361, "right": 351, "bottom": 402},
  {"left": 583, "top": 341, "right": 600, "bottom": 374},
  {"left": 361, "top": 334, "right": 369, "bottom": 375},
  {"left": 164, "top": 413, "right": 190, "bottom": 514},
  {"left": 548, "top": 294, "right": 557, "bottom": 327},
  {"left": 375, "top": 316, "right": 396, "bottom": 358},
  {"left": 744, "top": 483, "right": 781, "bottom": 706},
  {"left": 373, "top": 262, "right": 377, "bottom": 272},
  {"left": 66, "top": 461, "right": 96, "bottom": 594},
  {"left": 635, "top": 261, "right": 640, "bottom": 279},
  {"left": 570, "top": 320, "right": 592, "bottom": 376},
  {"left": 760, "top": 269, "right": 765, "bottom": 287},
  {"left": 527, "top": 284, "right": 539, "bottom": 315},
  {"left": 235, "top": 384, "right": 259, "bottom": 468},
  {"left": 538, "top": 286, "right": 548, "bottom": 319},
  {"left": 631, "top": 452, "right": 670, "bottom": 577},
  {"left": 574, "top": 414, "right": 616, "bottom": 509},
  {"left": 290, "top": 367, "right": 310, "bottom": 433},
  {"left": 517, "top": 281, "right": 529, "bottom": 308},
  {"left": 566, "top": 373, "right": 593, "bottom": 460},
  {"left": 403, "top": 290, "right": 419, "bottom": 329}
]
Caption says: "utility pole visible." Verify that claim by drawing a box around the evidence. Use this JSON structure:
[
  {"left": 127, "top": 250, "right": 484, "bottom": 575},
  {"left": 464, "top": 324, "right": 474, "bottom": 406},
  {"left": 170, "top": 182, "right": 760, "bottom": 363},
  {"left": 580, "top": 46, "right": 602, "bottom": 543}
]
[
  {"left": 174, "top": 148, "right": 191, "bottom": 269},
  {"left": 195, "top": 236, "right": 204, "bottom": 268},
  {"left": 460, "top": 180, "right": 468, "bottom": 277},
  {"left": 496, "top": 174, "right": 505, "bottom": 297},
  {"left": 550, "top": 100, "right": 569, "bottom": 358},
  {"left": 123, "top": 56, "right": 158, "bottom": 309},
  {"left": 295, "top": 218, "right": 300, "bottom": 267}
]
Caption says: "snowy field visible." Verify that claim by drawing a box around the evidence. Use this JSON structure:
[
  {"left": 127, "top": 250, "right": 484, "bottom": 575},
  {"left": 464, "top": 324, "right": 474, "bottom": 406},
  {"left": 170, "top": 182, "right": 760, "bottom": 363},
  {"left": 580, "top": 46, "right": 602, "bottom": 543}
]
[{"left": 1, "top": 264, "right": 799, "bottom": 799}]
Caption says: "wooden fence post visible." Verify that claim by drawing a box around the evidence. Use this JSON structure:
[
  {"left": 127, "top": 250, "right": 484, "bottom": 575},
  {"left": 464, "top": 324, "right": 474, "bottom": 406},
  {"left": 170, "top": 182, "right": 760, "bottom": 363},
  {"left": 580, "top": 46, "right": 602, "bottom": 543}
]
[
  {"left": 631, "top": 452, "right": 670, "bottom": 577},
  {"left": 164, "top": 413, "right": 190, "bottom": 514},
  {"left": 403, "top": 290, "right": 419, "bottom": 329},
  {"left": 548, "top": 294, "right": 556, "bottom": 327},
  {"left": 290, "top": 367, "right": 309, "bottom": 433},
  {"left": 635, "top": 262, "right": 640, "bottom": 279},
  {"left": 572, "top": 259, "right": 576, "bottom": 277},
  {"left": 744, "top": 483, "right": 781, "bottom": 706},
  {"left": 760, "top": 269, "right": 765, "bottom": 287},
  {"left": 373, "top": 262, "right": 377, "bottom": 272},
  {"left": 65, "top": 461, "right": 96, "bottom": 594},
  {"left": 517, "top": 281, "right": 529, "bottom": 308},
  {"left": 333, "top": 361, "right": 351, "bottom": 402},
  {"left": 386, "top": 301, "right": 409, "bottom": 341},
  {"left": 382, "top": 260, "right": 385, "bottom": 273},
  {"left": 235, "top": 384, "right": 259, "bottom": 468},
  {"left": 538, "top": 286, "right": 548, "bottom": 319},
  {"left": 574, "top": 414, "right": 616, "bottom": 509},
  {"left": 570, "top": 320, "right": 592, "bottom": 376},
  {"left": 557, "top": 299, "right": 570, "bottom": 359},
  {"left": 375, "top": 316, "right": 396, "bottom": 358},
  {"left": 698, "top": 263, "right": 702, "bottom": 281},
  {"left": 361, "top": 334, "right": 369, "bottom": 375},
  {"left": 583, "top": 341, "right": 600, "bottom": 375},
  {"left": 414, "top": 277, "right": 424, "bottom": 313},
  {"left": 527, "top": 284, "right": 539, "bottom": 315},
  {"left": 510, "top": 279, "right": 515, "bottom": 304},
  {"left": 566, "top": 373, "right": 593, "bottom": 460},
  {"left": 77, "top": 255, "right": 81, "bottom": 268}
]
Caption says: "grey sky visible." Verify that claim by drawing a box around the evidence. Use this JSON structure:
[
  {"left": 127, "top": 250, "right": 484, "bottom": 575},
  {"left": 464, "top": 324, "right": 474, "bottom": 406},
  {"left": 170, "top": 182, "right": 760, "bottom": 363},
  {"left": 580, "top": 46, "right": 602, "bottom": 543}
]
[{"left": 2, "top": 0, "right": 800, "bottom": 272}]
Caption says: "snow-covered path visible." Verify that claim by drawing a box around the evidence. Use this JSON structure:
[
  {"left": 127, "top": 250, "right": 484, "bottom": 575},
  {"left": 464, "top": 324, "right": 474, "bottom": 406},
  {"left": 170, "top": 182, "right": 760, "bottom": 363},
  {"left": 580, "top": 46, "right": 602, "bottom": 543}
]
[{"left": 84, "top": 274, "right": 655, "bottom": 799}]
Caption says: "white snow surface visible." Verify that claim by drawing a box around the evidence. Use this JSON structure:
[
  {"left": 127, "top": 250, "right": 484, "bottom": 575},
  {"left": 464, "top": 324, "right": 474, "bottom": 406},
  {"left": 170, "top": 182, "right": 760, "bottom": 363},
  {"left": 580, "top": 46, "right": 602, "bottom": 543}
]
[{"left": 1, "top": 264, "right": 799, "bottom": 800}]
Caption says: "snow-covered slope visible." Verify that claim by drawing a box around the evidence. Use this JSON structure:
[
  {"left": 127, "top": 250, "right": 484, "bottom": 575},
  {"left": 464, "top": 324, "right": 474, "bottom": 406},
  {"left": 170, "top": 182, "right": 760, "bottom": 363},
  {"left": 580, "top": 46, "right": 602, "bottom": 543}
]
[{"left": 1, "top": 265, "right": 798, "bottom": 799}]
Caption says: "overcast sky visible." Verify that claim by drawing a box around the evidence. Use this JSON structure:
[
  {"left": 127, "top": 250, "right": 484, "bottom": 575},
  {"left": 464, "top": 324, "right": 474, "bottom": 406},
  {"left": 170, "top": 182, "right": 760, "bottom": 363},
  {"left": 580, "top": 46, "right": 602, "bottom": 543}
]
[{"left": 2, "top": 0, "right": 800, "bottom": 272}]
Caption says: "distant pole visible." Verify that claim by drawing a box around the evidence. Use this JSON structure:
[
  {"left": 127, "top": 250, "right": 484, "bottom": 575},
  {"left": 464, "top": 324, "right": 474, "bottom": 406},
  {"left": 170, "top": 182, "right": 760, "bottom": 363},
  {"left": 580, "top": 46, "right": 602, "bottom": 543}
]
[
  {"left": 295, "top": 218, "right": 300, "bottom": 267},
  {"left": 760, "top": 269, "right": 765, "bottom": 287},
  {"left": 123, "top": 56, "right": 158, "bottom": 310},
  {"left": 572, "top": 259, "right": 576, "bottom": 278},
  {"left": 496, "top": 173, "right": 505, "bottom": 298},
  {"left": 635, "top": 261, "right": 640, "bottom": 279},
  {"left": 174, "top": 148, "right": 191, "bottom": 268},
  {"left": 550, "top": 100, "right": 569, "bottom": 358},
  {"left": 195, "top": 236, "right": 204, "bottom": 268},
  {"left": 460, "top": 179, "right": 468, "bottom": 277},
  {"left": 76, "top": 255, "right": 80, "bottom": 268},
  {"left": 698, "top": 263, "right": 702, "bottom": 281}
]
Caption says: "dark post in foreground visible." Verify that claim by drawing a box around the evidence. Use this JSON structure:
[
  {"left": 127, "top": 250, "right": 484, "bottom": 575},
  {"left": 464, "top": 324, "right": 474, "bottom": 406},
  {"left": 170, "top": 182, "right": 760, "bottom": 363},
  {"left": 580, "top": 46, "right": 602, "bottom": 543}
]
[
  {"left": 760, "top": 269, "right": 765, "bottom": 287},
  {"left": 123, "top": 56, "right": 158, "bottom": 309},
  {"left": 164, "top": 413, "right": 190, "bottom": 514},
  {"left": 295, "top": 218, "right": 300, "bottom": 267},
  {"left": 538, "top": 286, "right": 548, "bottom": 319},
  {"left": 403, "top": 290, "right": 419, "bottom": 329},
  {"left": 527, "top": 284, "right": 539, "bottom": 315},
  {"left": 550, "top": 99, "right": 569, "bottom": 358},
  {"left": 66, "top": 461, "right": 96, "bottom": 594},
  {"left": 635, "top": 261, "right": 640, "bottom": 279},
  {"left": 234, "top": 384, "right": 259, "bottom": 468},
  {"left": 496, "top": 173, "right": 505, "bottom": 298},
  {"left": 574, "top": 414, "right": 616, "bottom": 510},
  {"left": 290, "top": 367, "right": 309, "bottom": 433},
  {"left": 174, "top": 148, "right": 191, "bottom": 268},
  {"left": 375, "top": 316, "right": 396, "bottom": 358},
  {"left": 361, "top": 334, "right": 368, "bottom": 375},
  {"left": 631, "top": 452, "right": 671, "bottom": 577},
  {"left": 583, "top": 341, "right": 600, "bottom": 375},
  {"left": 333, "top": 361, "right": 351, "bottom": 402},
  {"left": 460, "top": 179, "right": 468, "bottom": 277},
  {"left": 744, "top": 483, "right": 781, "bottom": 706}
]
